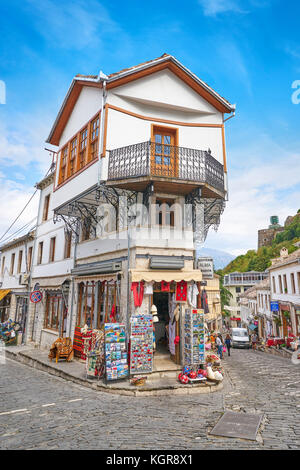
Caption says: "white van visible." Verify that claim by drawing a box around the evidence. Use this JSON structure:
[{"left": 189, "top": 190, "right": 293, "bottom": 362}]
[{"left": 231, "top": 328, "right": 251, "bottom": 349}]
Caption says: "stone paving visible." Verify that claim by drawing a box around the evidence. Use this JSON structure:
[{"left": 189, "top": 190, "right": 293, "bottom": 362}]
[{"left": 0, "top": 348, "right": 299, "bottom": 450}]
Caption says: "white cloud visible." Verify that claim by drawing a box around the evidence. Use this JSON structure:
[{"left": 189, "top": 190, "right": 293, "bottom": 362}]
[
  {"left": 205, "top": 137, "right": 300, "bottom": 256},
  {"left": 198, "top": 0, "right": 270, "bottom": 17},
  {"left": 25, "top": 0, "right": 123, "bottom": 50},
  {"left": 198, "top": 0, "right": 246, "bottom": 16},
  {"left": 0, "top": 113, "right": 52, "bottom": 174},
  {"left": 0, "top": 178, "right": 39, "bottom": 244}
]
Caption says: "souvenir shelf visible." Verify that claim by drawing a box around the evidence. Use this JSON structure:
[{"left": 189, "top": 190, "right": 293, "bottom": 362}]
[
  {"left": 104, "top": 323, "right": 128, "bottom": 382},
  {"left": 130, "top": 314, "right": 153, "bottom": 375},
  {"left": 183, "top": 308, "right": 205, "bottom": 366}
]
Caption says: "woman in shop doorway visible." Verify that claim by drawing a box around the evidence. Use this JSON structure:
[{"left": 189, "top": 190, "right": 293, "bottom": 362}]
[{"left": 225, "top": 334, "right": 232, "bottom": 357}]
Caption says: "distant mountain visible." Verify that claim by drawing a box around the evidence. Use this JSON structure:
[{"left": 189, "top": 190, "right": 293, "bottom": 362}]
[{"left": 197, "top": 247, "right": 235, "bottom": 271}]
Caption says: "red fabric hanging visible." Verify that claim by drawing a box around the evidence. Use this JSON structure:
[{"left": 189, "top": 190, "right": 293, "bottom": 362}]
[
  {"left": 175, "top": 281, "right": 187, "bottom": 302},
  {"left": 161, "top": 281, "right": 170, "bottom": 292},
  {"left": 131, "top": 281, "right": 144, "bottom": 307},
  {"left": 109, "top": 304, "right": 116, "bottom": 322}
]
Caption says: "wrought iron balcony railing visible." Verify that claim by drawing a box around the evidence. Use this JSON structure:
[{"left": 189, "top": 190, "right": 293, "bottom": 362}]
[{"left": 107, "top": 141, "right": 225, "bottom": 193}]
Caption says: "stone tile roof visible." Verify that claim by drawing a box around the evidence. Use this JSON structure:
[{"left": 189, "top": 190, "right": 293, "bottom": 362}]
[{"left": 269, "top": 248, "right": 300, "bottom": 270}]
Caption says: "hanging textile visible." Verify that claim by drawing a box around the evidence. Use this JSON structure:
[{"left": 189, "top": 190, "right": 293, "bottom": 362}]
[
  {"left": 131, "top": 281, "right": 144, "bottom": 307},
  {"left": 144, "top": 282, "right": 154, "bottom": 295},
  {"left": 109, "top": 304, "right": 116, "bottom": 322},
  {"left": 168, "top": 293, "right": 176, "bottom": 355},
  {"left": 161, "top": 281, "right": 170, "bottom": 292},
  {"left": 175, "top": 281, "right": 187, "bottom": 302},
  {"left": 73, "top": 326, "right": 83, "bottom": 358},
  {"left": 188, "top": 283, "right": 199, "bottom": 308},
  {"left": 201, "top": 289, "right": 209, "bottom": 314}
]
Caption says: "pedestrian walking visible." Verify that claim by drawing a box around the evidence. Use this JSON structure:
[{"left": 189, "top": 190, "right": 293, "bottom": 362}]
[
  {"left": 251, "top": 333, "right": 258, "bottom": 350},
  {"left": 216, "top": 334, "right": 223, "bottom": 359},
  {"left": 225, "top": 334, "right": 232, "bottom": 356}
]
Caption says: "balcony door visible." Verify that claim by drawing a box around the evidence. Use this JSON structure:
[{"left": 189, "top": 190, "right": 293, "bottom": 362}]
[{"left": 151, "top": 125, "right": 178, "bottom": 178}]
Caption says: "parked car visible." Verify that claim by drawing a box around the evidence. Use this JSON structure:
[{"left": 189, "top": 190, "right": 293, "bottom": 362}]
[{"left": 231, "top": 328, "right": 251, "bottom": 349}]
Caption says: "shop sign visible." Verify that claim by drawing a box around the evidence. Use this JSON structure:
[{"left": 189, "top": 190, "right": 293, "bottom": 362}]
[
  {"left": 29, "top": 290, "right": 43, "bottom": 303},
  {"left": 270, "top": 301, "right": 279, "bottom": 311},
  {"left": 197, "top": 257, "right": 214, "bottom": 279},
  {"left": 230, "top": 317, "right": 241, "bottom": 321},
  {"left": 279, "top": 303, "right": 290, "bottom": 311}
]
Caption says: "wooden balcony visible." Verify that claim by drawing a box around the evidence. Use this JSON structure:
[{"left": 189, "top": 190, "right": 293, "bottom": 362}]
[{"left": 106, "top": 141, "right": 225, "bottom": 198}]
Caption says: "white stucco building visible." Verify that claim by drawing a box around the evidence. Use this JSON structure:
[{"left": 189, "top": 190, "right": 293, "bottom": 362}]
[{"left": 2, "top": 54, "right": 235, "bottom": 367}]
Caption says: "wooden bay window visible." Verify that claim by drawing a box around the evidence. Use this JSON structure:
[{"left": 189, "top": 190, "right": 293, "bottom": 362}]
[
  {"left": 69, "top": 136, "right": 78, "bottom": 177},
  {"left": 78, "top": 127, "right": 88, "bottom": 170},
  {"left": 57, "top": 112, "right": 100, "bottom": 187}
]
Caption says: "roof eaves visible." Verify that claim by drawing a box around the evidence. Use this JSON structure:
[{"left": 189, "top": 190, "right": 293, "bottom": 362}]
[
  {"left": 0, "top": 230, "right": 36, "bottom": 252},
  {"left": 46, "top": 73, "right": 105, "bottom": 145},
  {"left": 107, "top": 54, "right": 235, "bottom": 112}
]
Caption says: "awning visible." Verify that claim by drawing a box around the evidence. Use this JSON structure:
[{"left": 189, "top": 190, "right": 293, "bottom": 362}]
[
  {"left": 74, "top": 273, "right": 118, "bottom": 283},
  {"left": 130, "top": 269, "right": 203, "bottom": 282},
  {"left": 0, "top": 289, "right": 11, "bottom": 302},
  {"left": 36, "top": 276, "right": 71, "bottom": 288}
]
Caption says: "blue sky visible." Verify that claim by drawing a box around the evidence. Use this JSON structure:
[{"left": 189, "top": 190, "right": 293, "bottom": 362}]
[{"left": 0, "top": 0, "right": 299, "bottom": 254}]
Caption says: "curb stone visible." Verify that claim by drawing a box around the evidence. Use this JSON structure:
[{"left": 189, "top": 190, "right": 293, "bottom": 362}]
[{"left": 4, "top": 348, "right": 223, "bottom": 397}]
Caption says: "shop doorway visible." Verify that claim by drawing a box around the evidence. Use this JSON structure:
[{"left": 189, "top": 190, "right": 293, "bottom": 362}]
[
  {"left": 153, "top": 292, "right": 169, "bottom": 354},
  {"left": 152, "top": 286, "right": 181, "bottom": 366}
]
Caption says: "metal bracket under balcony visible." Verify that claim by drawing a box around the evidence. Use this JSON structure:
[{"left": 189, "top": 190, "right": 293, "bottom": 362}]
[
  {"left": 107, "top": 141, "right": 225, "bottom": 198},
  {"left": 53, "top": 183, "right": 138, "bottom": 239}
]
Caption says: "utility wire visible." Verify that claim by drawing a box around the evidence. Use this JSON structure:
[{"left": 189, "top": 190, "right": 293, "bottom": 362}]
[
  {"left": 0, "top": 217, "right": 37, "bottom": 245},
  {"left": 0, "top": 189, "right": 38, "bottom": 242},
  {"left": 0, "top": 160, "right": 55, "bottom": 243}
]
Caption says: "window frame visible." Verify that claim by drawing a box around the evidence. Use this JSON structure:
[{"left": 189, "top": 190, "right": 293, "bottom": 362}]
[
  {"left": 17, "top": 250, "right": 23, "bottom": 273},
  {"left": 56, "top": 112, "right": 100, "bottom": 187},
  {"left": 64, "top": 231, "right": 72, "bottom": 259},
  {"left": 44, "top": 292, "right": 65, "bottom": 333},
  {"left": 37, "top": 242, "right": 43, "bottom": 265},
  {"left": 10, "top": 253, "right": 15, "bottom": 275},
  {"left": 27, "top": 246, "right": 33, "bottom": 271},
  {"left": 49, "top": 237, "right": 56, "bottom": 263},
  {"left": 42, "top": 194, "right": 50, "bottom": 222}
]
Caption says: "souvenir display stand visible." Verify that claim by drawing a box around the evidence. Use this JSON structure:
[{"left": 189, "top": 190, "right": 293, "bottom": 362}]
[
  {"left": 104, "top": 323, "right": 128, "bottom": 383},
  {"left": 85, "top": 329, "right": 105, "bottom": 380},
  {"left": 182, "top": 308, "right": 206, "bottom": 383},
  {"left": 130, "top": 314, "right": 153, "bottom": 375}
]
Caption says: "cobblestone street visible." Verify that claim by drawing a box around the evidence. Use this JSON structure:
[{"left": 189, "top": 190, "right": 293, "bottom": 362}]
[{"left": 1, "top": 349, "right": 299, "bottom": 450}]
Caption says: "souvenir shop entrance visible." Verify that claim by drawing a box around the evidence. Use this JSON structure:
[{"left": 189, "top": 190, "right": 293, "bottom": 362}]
[
  {"left": 151, "top": 281, "right": 180, "bottom": 365},
  {"left": 153, "top": 292, "right": 169, "bottom": 354}
]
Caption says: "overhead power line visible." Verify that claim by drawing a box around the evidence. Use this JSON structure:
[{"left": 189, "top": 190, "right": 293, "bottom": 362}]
[
  {"left": 0, "top": 217, "right": 37, "bottom": 245},
  {"left": 0, "top": 190, "right": 38, "bottom": 242},
  {"left": 0, "top": 160, "right": 56, "bottom": 243}
]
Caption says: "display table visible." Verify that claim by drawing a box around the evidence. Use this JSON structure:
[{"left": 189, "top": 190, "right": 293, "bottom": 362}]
[{"left": 267, "top": 337, "right": 285, "bottom": 347}]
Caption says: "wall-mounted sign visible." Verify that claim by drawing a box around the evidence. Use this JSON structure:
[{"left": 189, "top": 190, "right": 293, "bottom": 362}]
[
  {"left": 279, "top": 304, "right": 290, "bottom": 311},
  {"left": 197, "top": 257, "right": 214, "bottom": 280},
  {"left": 230, "top": 317, "right": 241, "bottom": 321},
  {"left": 270, "top": 301, "right": 279, "bottom": 312},
  {"left": 30, "top": 290, "right": 43, "bottom": 303}
]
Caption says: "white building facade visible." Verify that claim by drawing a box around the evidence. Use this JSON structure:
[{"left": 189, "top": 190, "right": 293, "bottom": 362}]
[
  {"left": 268, "top": 247, "right": 300, "bottom": 338},
  {"left": 0, "top": 231, "right": 35, "bottom": 342},
  {"left": 3, "top": 54, "right": 235, "bottom": 366}
]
